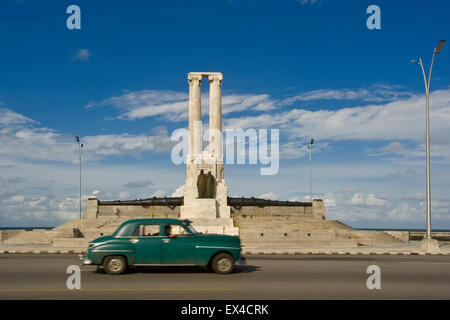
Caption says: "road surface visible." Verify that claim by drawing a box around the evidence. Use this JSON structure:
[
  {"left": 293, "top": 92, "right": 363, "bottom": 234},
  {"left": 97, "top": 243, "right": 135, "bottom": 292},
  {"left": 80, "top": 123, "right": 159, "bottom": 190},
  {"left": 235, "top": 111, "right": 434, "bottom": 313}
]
[{"left": 0, "top": 254, "right": 449, "bottom": 299}]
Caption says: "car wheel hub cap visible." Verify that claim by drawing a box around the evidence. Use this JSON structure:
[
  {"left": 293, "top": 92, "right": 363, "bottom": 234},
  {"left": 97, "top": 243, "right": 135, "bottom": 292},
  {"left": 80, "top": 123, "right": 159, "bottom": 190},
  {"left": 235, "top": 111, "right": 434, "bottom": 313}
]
[
  {"left": 217, "top": 258, "right": 231, "bottom": 271},
  {"left": 109, "top": 259, "right": 122, "bottom": 271}
]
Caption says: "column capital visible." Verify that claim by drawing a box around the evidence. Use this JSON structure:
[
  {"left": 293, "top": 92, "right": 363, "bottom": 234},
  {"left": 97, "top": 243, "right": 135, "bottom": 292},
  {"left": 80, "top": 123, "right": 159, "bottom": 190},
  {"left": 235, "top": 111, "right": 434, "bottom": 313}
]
[
  {"left": 208, "top": 73, "right": 223, "bottom": 85},
  {"left": 188, "top": 73, "right": 203, "bottom": 85}
]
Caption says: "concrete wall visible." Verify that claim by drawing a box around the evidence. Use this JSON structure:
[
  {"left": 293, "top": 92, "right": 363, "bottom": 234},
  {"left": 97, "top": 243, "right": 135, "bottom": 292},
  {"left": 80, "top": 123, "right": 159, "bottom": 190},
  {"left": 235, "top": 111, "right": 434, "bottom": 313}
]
[
  {"left": 231, "top": 199, "right": 326, "bottom": 220},
  {"left": 84, "top": 198, "right": 180, "bottom": 219},
  {"left": 98, "top": 205, "right": 180, "bottom": 218},
  {"left": 84, "top": 198, "right": 327, "bottom": 221}
]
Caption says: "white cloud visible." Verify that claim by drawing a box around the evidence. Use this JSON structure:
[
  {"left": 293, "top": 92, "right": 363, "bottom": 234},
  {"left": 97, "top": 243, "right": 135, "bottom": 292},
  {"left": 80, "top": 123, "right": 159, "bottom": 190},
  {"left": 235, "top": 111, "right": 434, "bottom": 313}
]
[
  {"left": 0, "top": 108, "right": 37, "bottom": 126},
  {"left": 349, "top": 193, "right": 387, "bottom": 207},
  {"left": 322, "top": 192, "right": 336, "bottom": 208},
  {"left": 123, "top": 180, "right": 154, "bottom": 188},
  {"left": 258, "top": 192, "right": 278, "bottom": 200},
  {"left": 86, "top": 90, "right": 277, "bottom": 121},
  {"left": 118, "top": 192, "right": 131, "bottom": 200},
  {"left": 382, "top": 141, "right": 406, "bottom": 153},
  {"left": 84, "top": 86, "right": 450, "bottom": 164},
  {"left": 297, "top": 0, "right": 320, "bottom": 4},
  {"left": 0, "top": 109, "right": 175, "bottom": 163},
  {"left": 400, "top": 192, "right": 425, "bottom": 201},
  {"left": 152, "top": 189, "right": 166, "bottom": 197},
  {"left": 72, "top": 49, "right": 91, "bottom": 61},
  {"left": 223, "top": 89, "right": 450, "bottom": 162},
  {"left": 0, "top": 194, "right": 79, "bottom": 226},
  {"left": 283, "top": 85, "right": 414, "bottom": 104},
  {"left": 171, "top": 186, "right": 184, "bottom": 197}
]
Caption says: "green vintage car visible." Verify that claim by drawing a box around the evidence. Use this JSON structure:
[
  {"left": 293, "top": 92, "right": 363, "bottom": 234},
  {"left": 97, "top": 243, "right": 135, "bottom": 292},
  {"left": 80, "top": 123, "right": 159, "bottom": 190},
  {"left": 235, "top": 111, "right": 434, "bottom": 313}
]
[{"left": 80, "top": 218, "right": 244, "bottom": 275}]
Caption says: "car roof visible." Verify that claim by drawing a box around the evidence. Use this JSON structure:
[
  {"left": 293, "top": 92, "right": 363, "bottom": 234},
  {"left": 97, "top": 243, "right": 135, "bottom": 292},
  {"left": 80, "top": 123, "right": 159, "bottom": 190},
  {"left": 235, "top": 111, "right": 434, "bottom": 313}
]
[
  {"left": 121, "top": 218, "right": 185, "bottom": 225},
  {"left": 113, "top": 218, "right": 189, "bottom": 236}
]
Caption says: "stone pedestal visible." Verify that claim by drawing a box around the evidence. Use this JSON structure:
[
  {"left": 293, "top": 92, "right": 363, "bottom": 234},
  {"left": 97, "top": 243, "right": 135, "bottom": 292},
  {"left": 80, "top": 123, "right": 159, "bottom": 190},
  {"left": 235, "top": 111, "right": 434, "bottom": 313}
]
[
  {"left": 180, "top": 152, "right": 231, "bottom": 219},
  {"left": 419, "top": 238, "right": 441, "bottom": 254},
  {"left": 312, "top": 199, "right": 327, "bottom": 221},
  {"left": 83, "top": 198, "right": 99, "bottom": 219},
  {"left": 181, "top": 199, "right": 218, "bottom": 219}
]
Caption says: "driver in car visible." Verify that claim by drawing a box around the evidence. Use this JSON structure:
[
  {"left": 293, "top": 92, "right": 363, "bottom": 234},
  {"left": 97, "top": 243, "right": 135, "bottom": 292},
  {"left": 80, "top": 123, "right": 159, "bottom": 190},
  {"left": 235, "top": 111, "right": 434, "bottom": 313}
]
[{"left": 164, "top": 225, "right": 179, "bottom": 238}]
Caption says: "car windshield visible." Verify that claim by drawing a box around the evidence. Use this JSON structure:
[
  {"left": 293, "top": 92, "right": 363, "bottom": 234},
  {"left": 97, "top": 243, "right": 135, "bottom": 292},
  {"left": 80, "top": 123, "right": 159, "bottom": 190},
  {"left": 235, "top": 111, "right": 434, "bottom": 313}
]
[{"left": 185, "top": 224, "right": 197, "bottom": 235}]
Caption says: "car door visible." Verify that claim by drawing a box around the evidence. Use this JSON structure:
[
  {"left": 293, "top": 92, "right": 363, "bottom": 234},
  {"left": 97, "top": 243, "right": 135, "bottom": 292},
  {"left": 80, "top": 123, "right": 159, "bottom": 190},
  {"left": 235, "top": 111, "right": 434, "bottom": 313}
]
[
  {"left": 161, "top": 224, "right": 197, "bottom": 265},
  {"left": 130, "top": 223, "right": 163, "bottom": 265}
]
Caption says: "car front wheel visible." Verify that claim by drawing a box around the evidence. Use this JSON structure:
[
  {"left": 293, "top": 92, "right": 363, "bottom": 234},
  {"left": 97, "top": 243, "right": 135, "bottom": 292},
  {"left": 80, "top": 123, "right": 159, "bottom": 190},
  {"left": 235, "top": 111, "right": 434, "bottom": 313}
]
[
  {"left": 103, "top": 256, "right": 127, "bottom": 275},
  {"left": 211, "top": 253, "right": 234, "bottom": 274}
]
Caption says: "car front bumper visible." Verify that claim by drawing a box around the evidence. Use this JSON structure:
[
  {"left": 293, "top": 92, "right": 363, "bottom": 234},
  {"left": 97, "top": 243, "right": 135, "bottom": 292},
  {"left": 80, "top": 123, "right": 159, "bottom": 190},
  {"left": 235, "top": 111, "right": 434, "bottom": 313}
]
[
  {"left": 79, "top": 254, "right": 93, "bottom": 266},
  {"left": 237, "top": 256, "right": 246, "bottom": 265}
]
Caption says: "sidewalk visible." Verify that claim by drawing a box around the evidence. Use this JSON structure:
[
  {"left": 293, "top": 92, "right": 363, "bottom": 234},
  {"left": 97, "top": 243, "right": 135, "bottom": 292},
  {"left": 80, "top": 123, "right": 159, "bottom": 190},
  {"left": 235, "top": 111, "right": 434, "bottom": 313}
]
[
  {"left": 241, "top": 242, "right": 450, "bottom": 255},
  {"left": 1, "top": 241, "right": 449, "bottom": 255}
]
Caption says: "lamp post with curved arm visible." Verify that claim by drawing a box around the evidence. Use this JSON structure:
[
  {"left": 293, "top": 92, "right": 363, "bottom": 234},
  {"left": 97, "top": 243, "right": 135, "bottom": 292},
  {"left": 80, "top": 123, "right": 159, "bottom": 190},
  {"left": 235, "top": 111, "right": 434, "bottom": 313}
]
[
  {"left": 411, "top": 40, "right": 445, "bottom": 241},
  {"left": 76, "top": 136, "right": 83, "bottom": 219},
  {"left": 307, "top": 139, "right": 314, "bottom": 202}
]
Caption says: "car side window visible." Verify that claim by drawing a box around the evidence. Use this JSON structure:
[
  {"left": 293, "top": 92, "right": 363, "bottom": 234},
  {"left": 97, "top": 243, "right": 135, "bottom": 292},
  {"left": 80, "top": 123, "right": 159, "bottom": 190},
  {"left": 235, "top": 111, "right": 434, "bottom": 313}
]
[
  {"left": 131, "top": 224, "right": 160, "bottom": 237},
  {"left": 143, "top": 225, "right": 160, "bottom": 236},
  {"left": 168, "top": 224, "right": 189, "bottom": 236}
]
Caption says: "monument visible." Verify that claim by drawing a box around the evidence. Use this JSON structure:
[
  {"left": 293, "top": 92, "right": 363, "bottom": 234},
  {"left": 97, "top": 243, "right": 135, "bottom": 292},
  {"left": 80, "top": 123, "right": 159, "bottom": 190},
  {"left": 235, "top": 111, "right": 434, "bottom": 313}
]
[{"left": 179, "top": 72, "right": 237, "bottom": 235}]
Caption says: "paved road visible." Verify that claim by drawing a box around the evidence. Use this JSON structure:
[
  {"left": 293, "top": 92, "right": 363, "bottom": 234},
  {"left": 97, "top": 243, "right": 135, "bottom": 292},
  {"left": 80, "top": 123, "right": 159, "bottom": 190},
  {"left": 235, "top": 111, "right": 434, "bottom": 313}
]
[{"left": 0, "top": 254, "right": 449, "bottom": 299}]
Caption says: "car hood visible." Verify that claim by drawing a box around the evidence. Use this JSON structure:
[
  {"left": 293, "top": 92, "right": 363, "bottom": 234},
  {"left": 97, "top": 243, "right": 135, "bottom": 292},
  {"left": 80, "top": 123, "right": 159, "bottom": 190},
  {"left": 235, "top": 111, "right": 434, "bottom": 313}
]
[
  {"left": 195, "top": 233, "right": 241, "bottom": 246},
  {"left": 90, "top": 235, "right": 115, "bottom": 244}
]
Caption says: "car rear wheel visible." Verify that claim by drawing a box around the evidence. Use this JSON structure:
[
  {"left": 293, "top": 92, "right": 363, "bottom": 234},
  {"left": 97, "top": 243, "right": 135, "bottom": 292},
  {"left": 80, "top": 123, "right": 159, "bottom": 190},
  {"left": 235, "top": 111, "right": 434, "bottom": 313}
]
[
  {"left": 103, "top": 256, "right": 127, "bottom": 275},
  {"left": 211, "top": 253, "right": 234, "bottom": 274}
]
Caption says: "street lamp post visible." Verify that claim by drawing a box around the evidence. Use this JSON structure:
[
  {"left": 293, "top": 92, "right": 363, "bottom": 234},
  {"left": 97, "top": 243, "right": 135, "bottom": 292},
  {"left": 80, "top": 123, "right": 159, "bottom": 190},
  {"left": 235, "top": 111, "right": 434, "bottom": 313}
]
[
  {"left": 307, "top": 139, "right": 315, "bottom": 202},
  {"left": 76, "top": 136, "right": 83, "bottom": 219},
  {"left": 411, "top": 40, "right": 445, "bottom": 244}
]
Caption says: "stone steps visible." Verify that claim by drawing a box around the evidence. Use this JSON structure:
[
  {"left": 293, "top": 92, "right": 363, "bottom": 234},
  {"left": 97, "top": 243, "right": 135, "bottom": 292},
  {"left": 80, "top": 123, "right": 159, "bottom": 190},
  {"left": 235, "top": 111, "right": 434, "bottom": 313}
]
[
  {"left": 53, "top": 238, "right": 91, "bottom": 247},
  {"left": 4, "top": 230, "right": 63, "bottom": 244},
  {"left": 4, "top": 215, "right": 404, "bottom": 247},
  {"left": 236, "top": 218, "right": 403, "bottom": 246},
  {"left": 242, "top": 239, "right": 357, "bottom": 246}
]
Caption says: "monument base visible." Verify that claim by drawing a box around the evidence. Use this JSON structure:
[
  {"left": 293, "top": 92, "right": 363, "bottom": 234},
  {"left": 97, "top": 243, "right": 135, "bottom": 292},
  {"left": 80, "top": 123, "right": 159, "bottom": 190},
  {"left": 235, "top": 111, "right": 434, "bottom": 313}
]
[
  {"left": 180, "top": 199, "right": 238, "bottom": 236},
  {"left": 180, "top": 198, "right": 218, "bottom": 219},
  {"left": 419, "top": 238, "right": 441, "bottom": 254}
]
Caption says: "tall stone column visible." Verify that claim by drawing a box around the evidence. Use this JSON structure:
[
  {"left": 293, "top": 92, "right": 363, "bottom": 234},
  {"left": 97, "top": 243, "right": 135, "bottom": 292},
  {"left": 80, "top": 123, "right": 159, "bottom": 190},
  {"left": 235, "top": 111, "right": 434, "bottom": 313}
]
[
  {"left": 208, "top": 73, "right": 223, "bottom": 159},
  {"left": 188, "top": 73, "right": 203, "bottom": 159},
  {"left": 182, "top": 72, "right": 235, "bottom": 234}
]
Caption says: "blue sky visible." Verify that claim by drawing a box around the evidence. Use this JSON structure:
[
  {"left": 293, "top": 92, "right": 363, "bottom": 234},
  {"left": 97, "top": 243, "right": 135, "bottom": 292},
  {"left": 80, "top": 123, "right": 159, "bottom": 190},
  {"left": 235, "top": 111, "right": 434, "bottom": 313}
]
[{"left": 0, "top": 0, "right": 449, "bottom": 229}]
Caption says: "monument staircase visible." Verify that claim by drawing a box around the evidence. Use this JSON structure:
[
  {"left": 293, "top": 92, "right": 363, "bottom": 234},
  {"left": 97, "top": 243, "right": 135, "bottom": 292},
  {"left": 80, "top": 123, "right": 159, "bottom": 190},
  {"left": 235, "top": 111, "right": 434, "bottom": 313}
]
[
  {"left": 4, "top": 213, "right": 405, "bottom": 248},
  {"left": 233, "top": 214, "right": 404, "bottom": 248}
]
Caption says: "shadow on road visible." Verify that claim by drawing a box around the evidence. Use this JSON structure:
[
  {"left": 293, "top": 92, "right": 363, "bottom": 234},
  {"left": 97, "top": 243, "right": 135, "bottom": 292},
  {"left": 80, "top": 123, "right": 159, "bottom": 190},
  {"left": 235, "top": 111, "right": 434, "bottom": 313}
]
[{"left": 93, "top": 264, "right": 261, "bottom": 275}]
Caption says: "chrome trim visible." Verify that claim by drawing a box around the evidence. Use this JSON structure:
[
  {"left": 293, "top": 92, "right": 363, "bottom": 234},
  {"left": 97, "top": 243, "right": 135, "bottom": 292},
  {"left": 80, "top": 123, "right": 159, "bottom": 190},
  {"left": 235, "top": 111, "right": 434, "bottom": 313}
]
[
  {"left": 195, "top": 246, "right": 241, "bottom": 250},
  {"left": 134, "top": 264, "right": 197, "bottom": 266},
  {"left": 88, "top": 241, "right": 105, "bottom": 248},
  {"left": 92, "top": 249, "right": 133, "bottom": 252},
  {"left": 114, "top": 236, "right": 166, "bottom": 239},
  {"left": 79, "top": 254, "right": 93, "bottom": 266}
]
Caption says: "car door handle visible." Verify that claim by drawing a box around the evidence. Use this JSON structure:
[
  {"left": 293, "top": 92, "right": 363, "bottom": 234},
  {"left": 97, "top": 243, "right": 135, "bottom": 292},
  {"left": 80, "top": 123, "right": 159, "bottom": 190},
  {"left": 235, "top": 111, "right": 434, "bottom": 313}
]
[
  {"left": 162, "top": 239, "right": 170, "bottom": 243},
  {"left": 130, "top": 239, "right": 139, "bottom": 243}
]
